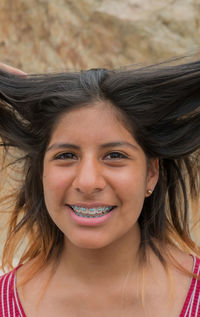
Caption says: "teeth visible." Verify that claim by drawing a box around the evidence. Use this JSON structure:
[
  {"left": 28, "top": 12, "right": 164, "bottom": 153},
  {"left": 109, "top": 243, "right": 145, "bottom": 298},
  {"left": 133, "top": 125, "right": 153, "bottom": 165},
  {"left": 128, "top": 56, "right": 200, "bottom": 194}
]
[
  {"left": 70, "top": 205, "right": 113, "bottom": 216},
  {"left": 81, "top": 208, "right": 87, "bottom": 214}
]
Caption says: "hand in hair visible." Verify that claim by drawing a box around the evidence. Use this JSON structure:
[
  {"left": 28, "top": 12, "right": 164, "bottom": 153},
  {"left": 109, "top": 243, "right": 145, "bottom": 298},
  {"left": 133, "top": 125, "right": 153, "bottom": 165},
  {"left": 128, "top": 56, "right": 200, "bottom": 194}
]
[{"left": 0, "top": 63, "right": 27, "bottom": 76}]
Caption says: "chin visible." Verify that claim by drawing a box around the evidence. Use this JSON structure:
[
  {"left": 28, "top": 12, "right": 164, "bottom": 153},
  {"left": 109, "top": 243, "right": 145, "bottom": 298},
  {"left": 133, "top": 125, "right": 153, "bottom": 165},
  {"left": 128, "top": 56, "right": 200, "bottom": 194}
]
[{"left": 69, "top": 237, "right": 111, "bottom": 250}]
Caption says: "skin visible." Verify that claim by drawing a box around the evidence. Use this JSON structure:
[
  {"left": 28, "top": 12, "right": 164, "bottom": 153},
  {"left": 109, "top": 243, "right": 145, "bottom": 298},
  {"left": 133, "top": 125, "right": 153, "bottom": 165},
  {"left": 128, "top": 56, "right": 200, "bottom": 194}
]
[
  {"left": 17, "top": 102, "right": 193, "bottom": 317},
  {"left": 43, "top": 102, "right": 159, "bottom": 252},
  {"left": 0, "top": 62, "right": 27, "bottom": 75}
]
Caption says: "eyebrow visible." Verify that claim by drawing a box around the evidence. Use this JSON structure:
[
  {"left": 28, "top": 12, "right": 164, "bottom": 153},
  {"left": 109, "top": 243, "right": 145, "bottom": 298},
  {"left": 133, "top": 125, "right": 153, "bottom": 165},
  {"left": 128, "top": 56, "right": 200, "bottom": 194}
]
[{"left": 46, "top": 141, "right": 139, "bottom": 152}]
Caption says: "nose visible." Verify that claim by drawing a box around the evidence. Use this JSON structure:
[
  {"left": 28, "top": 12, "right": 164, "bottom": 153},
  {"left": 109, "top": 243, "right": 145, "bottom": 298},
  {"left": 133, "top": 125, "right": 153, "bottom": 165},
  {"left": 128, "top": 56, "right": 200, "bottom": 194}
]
[{"left": 72, "top": 157, "right": 106, "bottom": 195}]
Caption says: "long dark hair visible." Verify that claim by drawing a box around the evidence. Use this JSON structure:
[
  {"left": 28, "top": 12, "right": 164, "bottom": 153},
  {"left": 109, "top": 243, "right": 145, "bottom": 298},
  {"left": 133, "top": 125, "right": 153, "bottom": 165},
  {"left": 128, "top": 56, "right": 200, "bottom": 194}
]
[{"left": 0, "top": 60, "right": 199, "bottom": 278}]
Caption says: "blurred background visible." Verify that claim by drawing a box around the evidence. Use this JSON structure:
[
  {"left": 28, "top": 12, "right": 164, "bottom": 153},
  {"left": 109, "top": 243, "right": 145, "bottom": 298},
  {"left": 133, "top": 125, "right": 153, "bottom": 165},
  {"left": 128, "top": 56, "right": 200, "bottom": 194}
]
[
  {"left": 0, "top": 0, "right": 200, "bottom": 267},
  {"left": 1, "top": 0, "right": 200, "bottom": 72}
]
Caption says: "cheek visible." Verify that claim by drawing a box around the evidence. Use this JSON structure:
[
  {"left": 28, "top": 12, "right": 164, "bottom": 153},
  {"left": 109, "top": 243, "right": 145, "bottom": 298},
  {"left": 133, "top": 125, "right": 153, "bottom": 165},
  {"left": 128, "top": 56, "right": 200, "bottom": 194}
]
[
  {"left": 110, "top": 169, "right": 147, "bottom": 224},
  {"left": 42, "top": 167, "right": 71, "bottom": 206},
  {"left": 109, "top": 166, "right": 147, "bottom": 200}
]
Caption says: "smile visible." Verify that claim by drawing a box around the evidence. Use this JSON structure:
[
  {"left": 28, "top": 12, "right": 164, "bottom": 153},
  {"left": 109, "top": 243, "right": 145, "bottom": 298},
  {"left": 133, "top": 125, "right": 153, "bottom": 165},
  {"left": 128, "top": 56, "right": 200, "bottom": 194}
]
[{"left": 68, "top": 205, "right": 115, "bottom": 218}]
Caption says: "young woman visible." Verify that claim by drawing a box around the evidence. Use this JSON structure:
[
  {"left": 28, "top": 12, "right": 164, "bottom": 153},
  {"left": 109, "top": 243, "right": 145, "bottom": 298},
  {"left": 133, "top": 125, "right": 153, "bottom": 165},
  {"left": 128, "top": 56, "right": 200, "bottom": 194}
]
[{"left": 0, "top": 60, "right": 199, "bottom": 317}]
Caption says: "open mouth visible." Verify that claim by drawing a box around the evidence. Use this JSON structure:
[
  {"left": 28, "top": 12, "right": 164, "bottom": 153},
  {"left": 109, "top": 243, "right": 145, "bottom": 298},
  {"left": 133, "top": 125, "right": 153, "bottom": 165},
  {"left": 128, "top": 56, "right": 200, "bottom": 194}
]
[{"left": 67, "top": 205, "right": 116, "bottom": 218}]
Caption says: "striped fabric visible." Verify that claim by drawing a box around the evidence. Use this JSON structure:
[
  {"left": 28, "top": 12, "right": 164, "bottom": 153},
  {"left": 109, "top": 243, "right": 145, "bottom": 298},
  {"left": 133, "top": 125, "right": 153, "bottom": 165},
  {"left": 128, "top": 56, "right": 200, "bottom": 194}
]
[
  {"left": 0, "top": 266, "right": 25, "bottom": 317},
  {"left": 0, "top": 256, "right": 200, "bottom": 317},
  {"left": 180, "top": 255, "right": 200, "bottom": 316}
]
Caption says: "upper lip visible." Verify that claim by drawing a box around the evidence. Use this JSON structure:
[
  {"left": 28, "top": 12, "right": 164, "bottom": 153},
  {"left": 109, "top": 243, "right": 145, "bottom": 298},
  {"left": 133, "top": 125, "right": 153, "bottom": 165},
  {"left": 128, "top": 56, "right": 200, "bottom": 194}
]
[{"left": 66, "top": 202, "right": 116, "bottom": 208}]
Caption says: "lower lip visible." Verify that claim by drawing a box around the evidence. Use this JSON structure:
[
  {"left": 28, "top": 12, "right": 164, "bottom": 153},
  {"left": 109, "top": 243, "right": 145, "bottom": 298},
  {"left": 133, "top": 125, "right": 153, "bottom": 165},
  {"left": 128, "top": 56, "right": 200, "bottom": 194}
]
[{"left": 66, "top": 206, "right": 115, "bottom": 226}]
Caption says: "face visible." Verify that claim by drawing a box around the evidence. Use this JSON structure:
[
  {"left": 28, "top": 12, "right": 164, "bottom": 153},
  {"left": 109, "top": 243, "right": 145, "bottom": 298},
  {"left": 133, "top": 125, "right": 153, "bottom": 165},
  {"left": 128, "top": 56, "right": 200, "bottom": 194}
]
[{"left": 43, "top": 102, "right": 159, "bottom": 249}]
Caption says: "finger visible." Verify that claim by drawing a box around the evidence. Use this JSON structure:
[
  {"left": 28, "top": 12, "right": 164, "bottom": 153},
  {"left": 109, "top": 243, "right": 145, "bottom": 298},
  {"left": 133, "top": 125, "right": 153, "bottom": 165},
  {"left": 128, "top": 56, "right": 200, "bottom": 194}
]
[{"left": 0, "top": 63, "right": 27, "bottom": 76}]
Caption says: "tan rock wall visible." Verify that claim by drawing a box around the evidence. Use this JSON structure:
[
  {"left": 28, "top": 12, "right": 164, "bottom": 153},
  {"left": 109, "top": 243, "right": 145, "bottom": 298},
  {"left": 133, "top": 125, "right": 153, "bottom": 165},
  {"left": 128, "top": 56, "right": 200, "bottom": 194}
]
[{"left": 0, "top": 0, "right": 200, "bottom": 73}]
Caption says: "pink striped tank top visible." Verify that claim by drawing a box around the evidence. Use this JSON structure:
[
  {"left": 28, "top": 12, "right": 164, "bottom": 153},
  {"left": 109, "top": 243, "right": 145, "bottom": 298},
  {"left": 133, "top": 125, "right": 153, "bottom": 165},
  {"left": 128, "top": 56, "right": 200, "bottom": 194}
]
[{"left": 0, "top": 255, "right": 200, "bottom": 316}]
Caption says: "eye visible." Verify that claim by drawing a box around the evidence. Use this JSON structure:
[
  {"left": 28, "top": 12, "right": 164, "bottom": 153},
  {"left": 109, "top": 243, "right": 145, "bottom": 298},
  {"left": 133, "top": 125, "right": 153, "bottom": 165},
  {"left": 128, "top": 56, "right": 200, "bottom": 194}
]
[
  {"left": 54, "top": 152, "right": 78, "bottom": 160},
  {"left": 104, "top": 151, "right": 128, "bottom": 160}
]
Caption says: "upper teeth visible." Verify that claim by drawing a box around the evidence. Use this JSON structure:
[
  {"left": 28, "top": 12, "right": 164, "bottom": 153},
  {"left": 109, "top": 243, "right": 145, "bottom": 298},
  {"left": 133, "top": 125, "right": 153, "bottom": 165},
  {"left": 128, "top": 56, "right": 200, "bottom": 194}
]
[{"left": 71, "top": 206, "right": 113, "bottom": 214}]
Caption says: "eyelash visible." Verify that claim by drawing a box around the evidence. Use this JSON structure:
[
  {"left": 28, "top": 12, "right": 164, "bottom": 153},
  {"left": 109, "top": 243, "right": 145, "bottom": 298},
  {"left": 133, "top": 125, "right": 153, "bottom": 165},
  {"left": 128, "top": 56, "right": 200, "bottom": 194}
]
[
  {"left": 55, "top": 152, "right": 77, "bottom": 160},
  {"left": 104, "top": 152, "right": 127, "bottom": 160},
  {"left": 54, "top": 151, "right": 128, "bottom": 161}
]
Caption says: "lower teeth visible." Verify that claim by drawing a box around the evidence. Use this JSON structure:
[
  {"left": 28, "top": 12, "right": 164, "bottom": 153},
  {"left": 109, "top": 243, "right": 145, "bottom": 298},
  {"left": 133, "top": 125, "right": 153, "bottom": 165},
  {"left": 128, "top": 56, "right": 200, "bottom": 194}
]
[{"left": 74, "top": 210, "right": 111, "bottom": 218}]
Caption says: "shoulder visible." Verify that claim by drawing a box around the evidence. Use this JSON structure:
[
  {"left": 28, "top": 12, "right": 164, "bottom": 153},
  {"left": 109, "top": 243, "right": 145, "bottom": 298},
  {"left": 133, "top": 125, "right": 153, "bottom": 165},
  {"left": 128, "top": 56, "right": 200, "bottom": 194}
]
[
  {"left": 190, "top": 254, "right": 200, "bottom": 295},
  {"left": 193, "top": 254, "right": 200, "bottom": 275},
  {"left": 180, "top": 254, "right": 200, "bottom": 316},
  {"left": 0, "top": 265, "right": 26, "bottom": 316},
  {"left": 0, "top": 268, "right": 18, "bottom": 315},
  {"left": 0, "top": 268, "right": 17, "bottom": 293}
]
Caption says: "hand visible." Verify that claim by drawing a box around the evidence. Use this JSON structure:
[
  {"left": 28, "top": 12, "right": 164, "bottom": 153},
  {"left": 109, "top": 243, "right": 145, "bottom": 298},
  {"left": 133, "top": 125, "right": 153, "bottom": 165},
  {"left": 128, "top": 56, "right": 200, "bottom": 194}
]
[{"left": 0, "top": 63, "right": 27, "bottom": 76}]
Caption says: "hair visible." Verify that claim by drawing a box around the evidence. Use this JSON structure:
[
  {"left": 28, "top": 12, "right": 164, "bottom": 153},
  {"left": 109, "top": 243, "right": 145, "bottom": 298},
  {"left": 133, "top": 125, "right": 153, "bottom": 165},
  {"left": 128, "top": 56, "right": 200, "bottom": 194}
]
[{"left": 0, "top": 59, "right": 200, "bottom": 297}]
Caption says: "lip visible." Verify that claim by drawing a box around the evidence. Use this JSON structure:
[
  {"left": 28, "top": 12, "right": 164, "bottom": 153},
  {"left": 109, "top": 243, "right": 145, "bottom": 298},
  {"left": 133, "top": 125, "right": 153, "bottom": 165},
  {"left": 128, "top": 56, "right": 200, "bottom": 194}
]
[
  {"left": 66, "top": 202, "right": 115, "bottom": 208},
  {"left": 65, "top": 205, "right": 116, "bottom": 226}
]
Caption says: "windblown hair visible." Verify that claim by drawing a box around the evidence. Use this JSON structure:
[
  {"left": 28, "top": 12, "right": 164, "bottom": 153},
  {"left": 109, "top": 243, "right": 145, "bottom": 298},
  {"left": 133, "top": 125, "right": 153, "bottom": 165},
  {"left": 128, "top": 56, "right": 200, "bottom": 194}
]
[{"left": 0, "top": 60, "right": 200, "bottom": 282}]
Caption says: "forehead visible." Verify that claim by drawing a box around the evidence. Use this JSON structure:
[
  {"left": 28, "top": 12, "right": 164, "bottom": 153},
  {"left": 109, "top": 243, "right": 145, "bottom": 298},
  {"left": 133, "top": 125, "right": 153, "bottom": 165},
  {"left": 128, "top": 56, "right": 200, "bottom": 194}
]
[{"left": 49, "top": 102, "right": 135, "bottom": 145}]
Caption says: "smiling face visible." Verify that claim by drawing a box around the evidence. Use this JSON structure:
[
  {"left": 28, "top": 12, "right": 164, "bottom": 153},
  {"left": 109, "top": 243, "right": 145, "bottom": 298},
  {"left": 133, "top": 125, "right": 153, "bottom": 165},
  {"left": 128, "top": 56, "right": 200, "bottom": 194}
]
[{"left": 43, "top": 102, "right": 159, "bottom": 250}]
